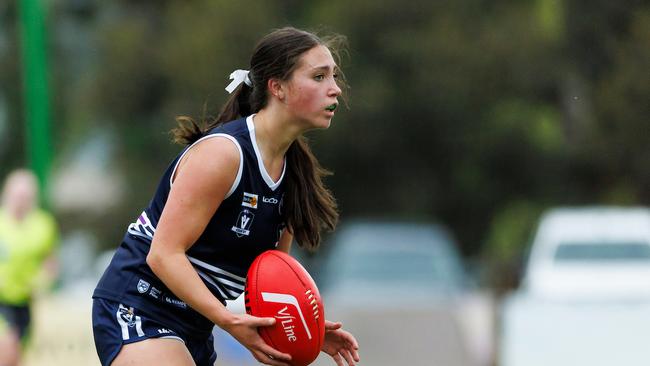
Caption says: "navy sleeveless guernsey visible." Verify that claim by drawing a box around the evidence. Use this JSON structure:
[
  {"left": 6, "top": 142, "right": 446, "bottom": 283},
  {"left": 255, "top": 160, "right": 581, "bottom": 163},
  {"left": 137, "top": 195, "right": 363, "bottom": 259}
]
[{"left": 93, "top": 115, "right": 287, "bottom": 337}]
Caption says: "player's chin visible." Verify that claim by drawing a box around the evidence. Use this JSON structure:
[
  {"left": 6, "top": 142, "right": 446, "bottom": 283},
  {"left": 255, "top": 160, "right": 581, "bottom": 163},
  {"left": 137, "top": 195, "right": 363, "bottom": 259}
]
[
  {"left": 303, "top": 114, "right": 333, "bottom": 131},
  {"left": 319, "top": 114, "right": 334, "bottom": 129},
  {"left": 306, "top": 120, "right": 331, "bottom": 131}
]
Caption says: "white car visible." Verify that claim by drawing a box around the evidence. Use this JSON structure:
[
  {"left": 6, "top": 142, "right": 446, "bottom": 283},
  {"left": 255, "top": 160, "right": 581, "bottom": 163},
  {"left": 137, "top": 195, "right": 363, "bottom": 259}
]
[
  {"left": 501, "top": 207, "right": 650, "bottom": 366},
  {"left": 523, "top": 206, "right": 650, "bottom": 300}
]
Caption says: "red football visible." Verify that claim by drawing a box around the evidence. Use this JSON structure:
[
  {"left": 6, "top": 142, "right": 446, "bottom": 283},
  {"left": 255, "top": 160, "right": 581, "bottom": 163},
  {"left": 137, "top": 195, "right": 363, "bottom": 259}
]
[{"left": 245, "top": 250, "right": 325, "bottom": 366}]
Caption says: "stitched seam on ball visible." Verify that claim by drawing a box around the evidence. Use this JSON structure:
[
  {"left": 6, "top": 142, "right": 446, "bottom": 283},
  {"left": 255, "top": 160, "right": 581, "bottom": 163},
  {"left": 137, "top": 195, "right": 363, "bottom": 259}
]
[
  {"left": 271, "top": 251, "right": 310, "bottom": 288},
  {"left": 271, "top": 251, "right": 323, "bottom": 349}
]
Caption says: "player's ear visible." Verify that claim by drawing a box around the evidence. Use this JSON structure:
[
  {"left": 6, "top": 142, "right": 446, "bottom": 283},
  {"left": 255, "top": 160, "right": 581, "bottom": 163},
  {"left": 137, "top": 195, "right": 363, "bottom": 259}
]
[{"left": 267, "top": 78, "right": 285, "bottom": 102}]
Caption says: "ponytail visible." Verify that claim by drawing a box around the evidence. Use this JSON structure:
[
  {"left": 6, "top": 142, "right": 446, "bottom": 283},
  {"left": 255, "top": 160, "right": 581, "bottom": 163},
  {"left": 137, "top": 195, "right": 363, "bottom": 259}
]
[
  {"left": 171, "top": 84, "right": 252, "bottom": 145},
  {"left": 284, "top": 137, "right": 338, "bottom": 250}
]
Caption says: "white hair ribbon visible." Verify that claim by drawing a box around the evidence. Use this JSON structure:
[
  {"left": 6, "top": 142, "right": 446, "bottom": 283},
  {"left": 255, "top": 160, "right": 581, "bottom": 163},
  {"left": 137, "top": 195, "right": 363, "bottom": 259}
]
[{"left": 225, "top": 69, "right": 252, "bottom": 93}]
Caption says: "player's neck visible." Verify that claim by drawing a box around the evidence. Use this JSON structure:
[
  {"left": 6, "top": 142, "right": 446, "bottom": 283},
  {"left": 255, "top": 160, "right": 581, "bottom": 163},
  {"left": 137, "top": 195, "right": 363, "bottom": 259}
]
[
  {"left": 253, "top": 108, "right": 300, "bottom": 160},
  {"left": 251, "top": 109, "right": 297, "bottom": 181}
]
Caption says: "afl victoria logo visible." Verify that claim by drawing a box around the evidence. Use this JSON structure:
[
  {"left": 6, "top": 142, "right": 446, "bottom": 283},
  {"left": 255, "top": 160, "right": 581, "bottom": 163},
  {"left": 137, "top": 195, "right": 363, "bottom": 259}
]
[{"left": 231, "top": 209, "right": 255, "bottom": 237}]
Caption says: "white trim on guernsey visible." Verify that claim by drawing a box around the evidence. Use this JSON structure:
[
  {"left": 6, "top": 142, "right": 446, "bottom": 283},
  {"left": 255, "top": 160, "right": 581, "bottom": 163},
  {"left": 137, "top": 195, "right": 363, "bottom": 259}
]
[
  {"left": 127, "top": 211, "right": 156, "bottom": 240},
  {"left": 246, "top": 115, "right": 286, "bottom": 191},
  {"left": 195, "top": 270, "right": 228, "bottom": 299},
  {"left": 195, "top": 269, "right": 241, "bottom": 300},
  {"left": 169, "top": 133, "right": 244, "bottom": 199},
  {"left": 188, "top": 255, "right": 246, "bottom": 300},
  {"left": 208, "top": 273, "right": 245, "bottom": 290},
  {"left": 187, "top": 256, "right": 246, "bottom": 282}
]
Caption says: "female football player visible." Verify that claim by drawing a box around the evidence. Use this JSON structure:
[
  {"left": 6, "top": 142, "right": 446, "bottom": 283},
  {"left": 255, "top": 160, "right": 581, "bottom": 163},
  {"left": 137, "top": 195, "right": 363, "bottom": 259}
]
[{"left": 92, "top": 27, "right": 360, "bottom": 366}]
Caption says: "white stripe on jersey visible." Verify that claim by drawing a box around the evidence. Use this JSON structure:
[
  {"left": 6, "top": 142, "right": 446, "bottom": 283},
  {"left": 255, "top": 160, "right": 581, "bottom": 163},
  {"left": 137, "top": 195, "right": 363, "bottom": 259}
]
[
  {"left": 210, "top": 275, "right": 245, "bottom": 291},
  {"left": 194, "top": 267, "right": 242, "bottom": 299},
  {"left": 187, "top": 256, "right": 246, "bottom": 283},
  {"left": 127, "top": 211, "right": 156, "bottom": 240},
  {"left": 196, "top": 270, "right": 233, "bottom": 300}
]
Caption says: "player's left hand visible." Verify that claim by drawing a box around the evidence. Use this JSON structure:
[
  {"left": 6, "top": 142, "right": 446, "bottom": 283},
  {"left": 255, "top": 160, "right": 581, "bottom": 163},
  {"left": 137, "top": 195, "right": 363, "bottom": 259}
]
[{"left": 321, "top": 320, "right": 360, "bottom": 366}]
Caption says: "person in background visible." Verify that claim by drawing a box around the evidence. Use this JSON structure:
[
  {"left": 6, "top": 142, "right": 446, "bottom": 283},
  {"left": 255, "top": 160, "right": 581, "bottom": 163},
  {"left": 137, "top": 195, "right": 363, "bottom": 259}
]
[
  {"left": 92, "top": 26, "right": 359, "bottom": 366},
  {"left": 0, "top": 169, "right": 59, "bottom": 366}
]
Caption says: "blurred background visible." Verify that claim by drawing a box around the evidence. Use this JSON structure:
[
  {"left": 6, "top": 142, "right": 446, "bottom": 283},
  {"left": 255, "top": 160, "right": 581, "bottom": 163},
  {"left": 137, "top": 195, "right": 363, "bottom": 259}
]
[{"left": 1, "top": 0, "right": 649, "bottom": 365}]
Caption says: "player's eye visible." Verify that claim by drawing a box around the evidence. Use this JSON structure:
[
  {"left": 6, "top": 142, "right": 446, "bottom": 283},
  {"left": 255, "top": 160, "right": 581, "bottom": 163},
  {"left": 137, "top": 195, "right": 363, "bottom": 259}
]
[{"left": 314, "top": 74, "right": 324, "bottom": 81}]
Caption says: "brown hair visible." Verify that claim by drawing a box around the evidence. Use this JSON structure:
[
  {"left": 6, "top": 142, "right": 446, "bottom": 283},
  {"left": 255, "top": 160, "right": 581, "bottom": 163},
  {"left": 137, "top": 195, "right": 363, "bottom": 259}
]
[{"left": 172, "top": 27, "right": 347, "bottom": 250}]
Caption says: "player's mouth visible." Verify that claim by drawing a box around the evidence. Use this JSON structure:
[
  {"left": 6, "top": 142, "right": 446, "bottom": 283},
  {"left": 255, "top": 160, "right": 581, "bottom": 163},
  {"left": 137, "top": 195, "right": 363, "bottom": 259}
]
[{"left": 325, "top": 103, "right": 338, "bottom": 112}]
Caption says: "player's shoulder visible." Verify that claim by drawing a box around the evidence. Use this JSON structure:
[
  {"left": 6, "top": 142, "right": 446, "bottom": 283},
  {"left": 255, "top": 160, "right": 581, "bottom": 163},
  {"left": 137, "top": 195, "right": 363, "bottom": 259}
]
[{"left": 190, "top": 132, "right": 241, "bottom": 162}]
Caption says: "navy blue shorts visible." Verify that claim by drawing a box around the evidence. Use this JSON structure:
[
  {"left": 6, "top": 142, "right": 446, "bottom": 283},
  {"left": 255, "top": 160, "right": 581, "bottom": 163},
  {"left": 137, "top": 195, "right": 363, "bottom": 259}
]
[{"left": 92, "top": 298, "right": 217, "bottom": 366}]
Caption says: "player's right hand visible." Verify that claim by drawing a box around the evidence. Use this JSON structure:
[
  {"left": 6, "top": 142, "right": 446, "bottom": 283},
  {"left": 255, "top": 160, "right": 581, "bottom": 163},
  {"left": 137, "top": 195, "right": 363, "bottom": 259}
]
[{"left": 219, "top": 313, "right": 292, "bottom": 366}]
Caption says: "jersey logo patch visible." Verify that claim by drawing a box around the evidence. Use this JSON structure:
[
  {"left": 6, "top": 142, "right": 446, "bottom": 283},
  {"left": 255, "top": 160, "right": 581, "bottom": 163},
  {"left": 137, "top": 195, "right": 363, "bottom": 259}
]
[
  {"left": 263, "top": 196, "right": 278, "bottom": 204},
  {"left": 242, "top": 192, "right": 258, "bottom": 209},
  {"left": 232, "top": 209, "right": 255, "bottom": 237},
  {"left": 137, "top": 279, "right": 150, "bottom": 293}
]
